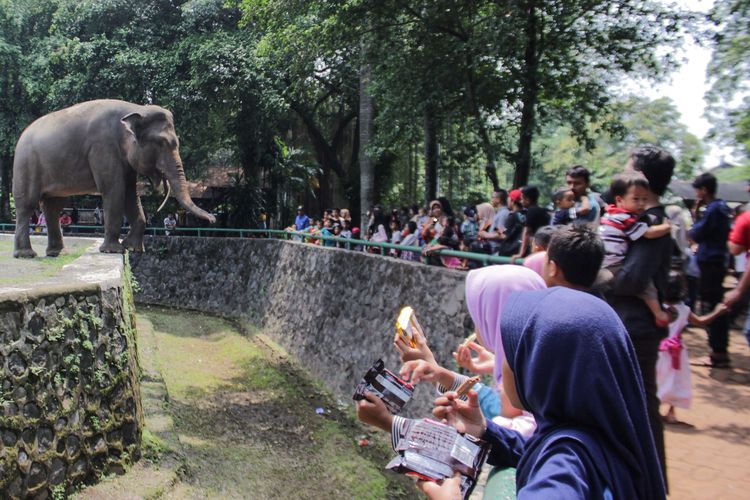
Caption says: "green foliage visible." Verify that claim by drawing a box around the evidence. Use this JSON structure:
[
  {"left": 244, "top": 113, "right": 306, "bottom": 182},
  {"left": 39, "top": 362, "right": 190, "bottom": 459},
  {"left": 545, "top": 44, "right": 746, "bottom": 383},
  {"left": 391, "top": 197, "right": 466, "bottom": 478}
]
[
  {"left": 533, "top": 96, "right": 705, "bottom": 195},
  {"left": 706, "top": 0, "right": 750, "bottom": 162},
  {"left": 0, "top": 0, "right": 704, "bottom": 222}
]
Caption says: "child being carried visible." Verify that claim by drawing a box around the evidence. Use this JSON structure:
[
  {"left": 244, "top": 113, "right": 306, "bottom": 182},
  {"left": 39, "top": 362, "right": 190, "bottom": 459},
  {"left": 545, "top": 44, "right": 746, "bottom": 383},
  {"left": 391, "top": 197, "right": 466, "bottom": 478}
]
[{"left": 598, "top": 172, "right": 672, "bottom": 326}]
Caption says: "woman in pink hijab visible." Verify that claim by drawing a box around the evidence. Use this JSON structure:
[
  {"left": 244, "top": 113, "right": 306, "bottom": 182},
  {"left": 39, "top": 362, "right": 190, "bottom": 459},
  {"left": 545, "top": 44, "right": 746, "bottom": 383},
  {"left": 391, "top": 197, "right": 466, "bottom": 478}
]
[
  {"left": 464, "top": 264, "right": 547, "bottom": 385},
  {"left": 398, "top": 264, "right": 546, "bottom": 385}
]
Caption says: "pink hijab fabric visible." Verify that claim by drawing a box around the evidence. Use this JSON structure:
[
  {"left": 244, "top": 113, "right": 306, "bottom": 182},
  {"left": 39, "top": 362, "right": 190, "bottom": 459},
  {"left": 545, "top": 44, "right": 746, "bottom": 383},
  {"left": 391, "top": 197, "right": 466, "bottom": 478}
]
[
  {"left": 522, "top": 251, "right": 547, "bottom": 277},
  {"left": 465, "top": 265, "right": 546, "bottom": 385}
]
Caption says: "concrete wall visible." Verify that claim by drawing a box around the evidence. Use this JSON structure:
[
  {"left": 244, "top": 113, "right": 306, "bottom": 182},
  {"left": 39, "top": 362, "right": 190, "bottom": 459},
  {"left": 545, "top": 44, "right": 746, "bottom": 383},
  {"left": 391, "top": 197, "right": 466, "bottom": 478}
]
[
  {"left": 0, "top": 249, "right": 143, "bottom": 498},
  {"left": 130, "top": 237, "right": 475, "bottom": 416}
]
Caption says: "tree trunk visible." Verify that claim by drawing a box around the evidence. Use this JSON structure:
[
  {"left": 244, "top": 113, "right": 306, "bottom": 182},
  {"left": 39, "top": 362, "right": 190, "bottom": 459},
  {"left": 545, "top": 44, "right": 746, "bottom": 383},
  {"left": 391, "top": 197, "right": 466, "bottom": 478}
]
[
  {"left": 423, "top": 105, "right": 438, "bottom": 204},
  {"left": 0, "top": 155, "right": 13, "bottom": 222},
  {"left": 414, "top": 143, "right": 419, "bottom": 202},
  {"left": 514, "top": 0, "right": 539, "bottom": 188},
  {"left": 464, "top": 53, "right": 501, "bottom": 192},
  {"left": 359, "top": 65, "right": 375, "bottom": 234},
  {"left": 406, "top": 141, "right": 413, "bottom": 204}
]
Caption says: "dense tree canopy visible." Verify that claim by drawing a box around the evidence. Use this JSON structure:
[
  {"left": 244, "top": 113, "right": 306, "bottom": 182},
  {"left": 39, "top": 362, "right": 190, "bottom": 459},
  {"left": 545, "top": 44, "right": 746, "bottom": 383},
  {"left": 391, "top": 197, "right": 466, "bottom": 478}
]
[
  {"left": 707, "top": 0, "right": 750, "bottom": 162},
  {"left": 0, "top": 0, "right": 712, "bottom": 226}
]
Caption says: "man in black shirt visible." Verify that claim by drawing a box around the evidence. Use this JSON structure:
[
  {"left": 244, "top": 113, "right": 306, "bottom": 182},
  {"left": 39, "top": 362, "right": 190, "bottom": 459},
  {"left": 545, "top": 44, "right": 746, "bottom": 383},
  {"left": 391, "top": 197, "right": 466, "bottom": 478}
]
[
  {"left": 607, "top": 145, "right": 674, "bottom": 490},
  {"left": 512, "top": 185, "right": 549, "bottom": 259}
]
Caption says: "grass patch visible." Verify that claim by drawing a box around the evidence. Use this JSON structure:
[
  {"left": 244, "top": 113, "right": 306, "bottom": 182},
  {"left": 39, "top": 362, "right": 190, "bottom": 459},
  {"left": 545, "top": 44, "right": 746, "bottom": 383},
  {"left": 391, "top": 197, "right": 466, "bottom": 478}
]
[
  {"left": 0, "top": 238, "right": 90, "bottom": 284},
  {"left": 139, "top": 306, "right": 418, "bottom": 499},
  {"left": 141, "top": 428, "right": 169, "bottom": 462}
]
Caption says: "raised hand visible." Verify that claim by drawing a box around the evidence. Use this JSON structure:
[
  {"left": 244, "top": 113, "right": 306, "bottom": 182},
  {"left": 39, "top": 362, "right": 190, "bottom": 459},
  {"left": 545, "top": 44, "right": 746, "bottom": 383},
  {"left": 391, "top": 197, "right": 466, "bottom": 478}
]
[
  {"left": 452, "top": 341, "right": 495, "bottom": 375},
  {"left": 394, "top": 328, "right": 436, "bottom": 364},
  {"left": 432, "top": 391, "right": 487, "bottom": 439}
]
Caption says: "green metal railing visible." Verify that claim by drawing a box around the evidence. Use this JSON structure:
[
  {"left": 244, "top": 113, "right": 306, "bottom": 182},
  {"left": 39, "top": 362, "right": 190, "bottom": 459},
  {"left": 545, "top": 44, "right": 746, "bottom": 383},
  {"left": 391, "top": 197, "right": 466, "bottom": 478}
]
[{"left": 0, "top": 223, "right": 522, "bottom": 266}]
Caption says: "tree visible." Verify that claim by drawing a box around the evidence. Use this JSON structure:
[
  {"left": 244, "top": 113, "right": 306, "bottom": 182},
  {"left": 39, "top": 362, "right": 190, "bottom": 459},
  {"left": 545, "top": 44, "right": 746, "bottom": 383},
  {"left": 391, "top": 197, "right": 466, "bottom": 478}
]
[
  {"left": 359, "top": 64, "right": 375, "bottom": 231},
  {"left": 359, "top": 0, "right": 688, "bottom": 194},
  {"left": 496, "top": 0, "right": 689, "bottom": 187},
  {"left": 0, "top": 0, "right": 60, "bottom": 221},
  {"left": 236, "top": 0, "right": 362, "bottom": 214},
  {"left": 533, "top": 96, "right": 705, "bottom": 194},
  {"left": 706, "top": 0, "right": 750, "bottom": 161}
]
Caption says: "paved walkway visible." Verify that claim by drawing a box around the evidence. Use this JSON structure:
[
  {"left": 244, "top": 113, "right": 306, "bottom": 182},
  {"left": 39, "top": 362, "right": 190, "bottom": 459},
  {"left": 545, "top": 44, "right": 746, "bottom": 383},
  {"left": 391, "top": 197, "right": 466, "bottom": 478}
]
[{"left": 665, "top": 323, "right": 750, "bottom": 499}]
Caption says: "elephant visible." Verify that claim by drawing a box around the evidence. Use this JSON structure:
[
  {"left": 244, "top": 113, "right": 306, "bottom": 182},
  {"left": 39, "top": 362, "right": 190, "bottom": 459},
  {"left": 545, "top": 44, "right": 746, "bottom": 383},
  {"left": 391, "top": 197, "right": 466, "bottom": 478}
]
[{"left": 12, "top": 99, "right": 215, "bottom": 258}]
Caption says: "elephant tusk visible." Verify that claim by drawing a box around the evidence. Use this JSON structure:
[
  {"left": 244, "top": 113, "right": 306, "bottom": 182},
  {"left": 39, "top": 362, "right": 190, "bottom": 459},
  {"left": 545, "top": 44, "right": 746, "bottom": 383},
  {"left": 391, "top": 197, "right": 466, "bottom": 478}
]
[{"left": 156, "top": 179, "right": 171, "bottom": 213}]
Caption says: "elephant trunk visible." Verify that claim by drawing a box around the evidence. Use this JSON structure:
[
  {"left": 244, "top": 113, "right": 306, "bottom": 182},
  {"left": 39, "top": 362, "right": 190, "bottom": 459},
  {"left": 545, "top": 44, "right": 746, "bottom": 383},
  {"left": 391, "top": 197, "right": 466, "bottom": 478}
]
[{"left": 166, "top": 165, "right": 216, "bottom": 224}]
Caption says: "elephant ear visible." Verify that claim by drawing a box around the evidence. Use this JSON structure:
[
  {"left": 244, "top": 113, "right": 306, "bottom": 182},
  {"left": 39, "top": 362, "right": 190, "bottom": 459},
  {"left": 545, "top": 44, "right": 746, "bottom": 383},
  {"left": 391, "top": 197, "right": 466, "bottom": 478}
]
[{"left": 121, "top": 112, "right": 144, "bottom": 141}]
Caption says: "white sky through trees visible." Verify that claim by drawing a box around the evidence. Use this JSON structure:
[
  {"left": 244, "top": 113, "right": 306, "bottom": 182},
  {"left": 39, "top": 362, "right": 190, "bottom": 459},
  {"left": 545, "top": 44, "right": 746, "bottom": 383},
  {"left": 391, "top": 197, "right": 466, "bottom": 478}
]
[{"left": 642, "top": 0, "right": 736, "bottom": 168}]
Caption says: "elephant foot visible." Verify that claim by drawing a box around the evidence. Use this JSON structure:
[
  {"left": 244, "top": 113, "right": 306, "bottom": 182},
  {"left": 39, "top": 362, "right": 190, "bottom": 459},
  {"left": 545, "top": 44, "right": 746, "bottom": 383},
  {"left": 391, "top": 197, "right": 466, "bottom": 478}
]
[
  {"left": 122, "top": 237, "right": 145, "bottom": 253},
  {"left": 14, "top": 247, "right": 38, "bottom": 259},
  {"left": 46, "top": 246, "right": 64, "bottom": 257},
  {"left": 99, "top": 241, "right": 125, "bottom": 254}
]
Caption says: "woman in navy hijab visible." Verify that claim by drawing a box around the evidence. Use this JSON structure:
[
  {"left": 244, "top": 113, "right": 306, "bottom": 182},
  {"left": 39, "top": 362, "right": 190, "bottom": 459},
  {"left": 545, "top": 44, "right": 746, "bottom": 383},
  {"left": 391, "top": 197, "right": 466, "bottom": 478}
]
[{"left": 425, "top": 287, "right": 666, "bottom": 499}]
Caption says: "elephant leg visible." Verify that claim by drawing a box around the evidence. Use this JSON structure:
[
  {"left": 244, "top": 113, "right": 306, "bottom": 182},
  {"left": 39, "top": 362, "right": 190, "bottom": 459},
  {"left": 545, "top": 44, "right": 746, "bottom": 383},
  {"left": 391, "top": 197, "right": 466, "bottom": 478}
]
[
  {"left": 13, "top": 198, "right": 38, "bottom": 258},
  {"left": 42, "top": 197, "right": 67, "bottom": 257},
  {"left": 99, "top": 187, "right": 125, "bottom": 254},
  {"left": 122, "top": 176, "right": 146, "bottom": 252}
]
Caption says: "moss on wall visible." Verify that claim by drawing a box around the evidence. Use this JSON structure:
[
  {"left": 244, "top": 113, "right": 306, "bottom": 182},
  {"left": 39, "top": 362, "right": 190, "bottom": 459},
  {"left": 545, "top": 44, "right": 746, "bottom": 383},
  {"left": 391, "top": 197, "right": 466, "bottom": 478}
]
[{"left": 1, "top": 278, "right": 143, "bottom": 497}]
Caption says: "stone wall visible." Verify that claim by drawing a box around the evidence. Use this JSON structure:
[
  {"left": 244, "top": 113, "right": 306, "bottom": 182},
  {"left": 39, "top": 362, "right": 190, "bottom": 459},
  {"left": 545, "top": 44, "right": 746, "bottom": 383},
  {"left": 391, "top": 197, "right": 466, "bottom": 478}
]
[
  {"left": 0, "top": 252, "right": 143, "bottom": 498},
  {"left": 130, "top": 237, "right": 474, "bottom": 416}
]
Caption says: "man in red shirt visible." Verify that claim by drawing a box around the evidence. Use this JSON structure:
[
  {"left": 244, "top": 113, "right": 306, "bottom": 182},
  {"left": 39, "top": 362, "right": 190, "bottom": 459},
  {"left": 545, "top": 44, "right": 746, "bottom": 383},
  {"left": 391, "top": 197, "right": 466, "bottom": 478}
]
[{"left": 724, "top": 196, "right": 750, "bottom": 346}]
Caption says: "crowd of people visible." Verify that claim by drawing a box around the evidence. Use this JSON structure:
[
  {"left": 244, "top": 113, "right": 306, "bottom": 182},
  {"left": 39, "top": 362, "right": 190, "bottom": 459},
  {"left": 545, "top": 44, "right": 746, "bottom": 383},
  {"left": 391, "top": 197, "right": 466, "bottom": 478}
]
[
  {"left": 27, "top": 207, "right": 79, "bottom": 234},
  {"left": 286, "top": 164, "right": 607, "bottom": 269},
  {"left": 349, "top": 145, "right": 750, "bottom": 498}
]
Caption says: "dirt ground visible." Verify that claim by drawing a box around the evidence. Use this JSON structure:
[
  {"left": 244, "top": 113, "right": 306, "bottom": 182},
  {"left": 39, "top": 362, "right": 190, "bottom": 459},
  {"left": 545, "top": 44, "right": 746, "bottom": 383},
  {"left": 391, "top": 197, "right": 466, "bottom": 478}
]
[{"left": 663, "top": 323, "right": 750, "bottom": 499}]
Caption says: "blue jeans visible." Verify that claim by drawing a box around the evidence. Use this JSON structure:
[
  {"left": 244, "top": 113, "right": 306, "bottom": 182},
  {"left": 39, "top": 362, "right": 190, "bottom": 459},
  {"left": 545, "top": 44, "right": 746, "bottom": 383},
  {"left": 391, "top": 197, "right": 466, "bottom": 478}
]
[{"left": 744, "top": 307, "right": 750, "bottom": 346}]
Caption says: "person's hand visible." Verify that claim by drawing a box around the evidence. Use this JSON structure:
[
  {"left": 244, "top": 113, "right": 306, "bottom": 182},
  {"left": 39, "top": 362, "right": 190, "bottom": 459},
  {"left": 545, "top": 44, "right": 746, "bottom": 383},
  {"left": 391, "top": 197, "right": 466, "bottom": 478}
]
[
  {"left": 713, "top": 302, "right": 730, "bottom": 315},
  {"left": 416, "top": 473, "right": 462, "bottom": 500},
  {"left": 723, "top": 288, "right": 743, "bottom": 308},
  {"left": 400, "top": 360, "right": 447, "bottom": 385},
  {"left": 432, "top": 391, "right": 487, "bottom": 439},
  {"left": 356, "top": 392, "right": 393, "bottom": 433},
  {"left": 452, "top": 342, "right": 495, "bottom": 375},
  {"left": 394, "top": 328, "right": 436, "bottom": 364},
  {"left": 509, "top": 253, "right": 522, "bottom": 262}
]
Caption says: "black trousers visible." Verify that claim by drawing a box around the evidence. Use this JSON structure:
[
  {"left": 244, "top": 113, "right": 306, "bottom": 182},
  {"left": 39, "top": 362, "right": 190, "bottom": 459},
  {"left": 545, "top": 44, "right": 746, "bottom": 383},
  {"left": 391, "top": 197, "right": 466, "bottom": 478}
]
[
  {"left": 698, "top": 261, "right": 730, "bottom": 354},
  {"left": 631, "top": 335, "right": 668, "bottom": 491}
]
